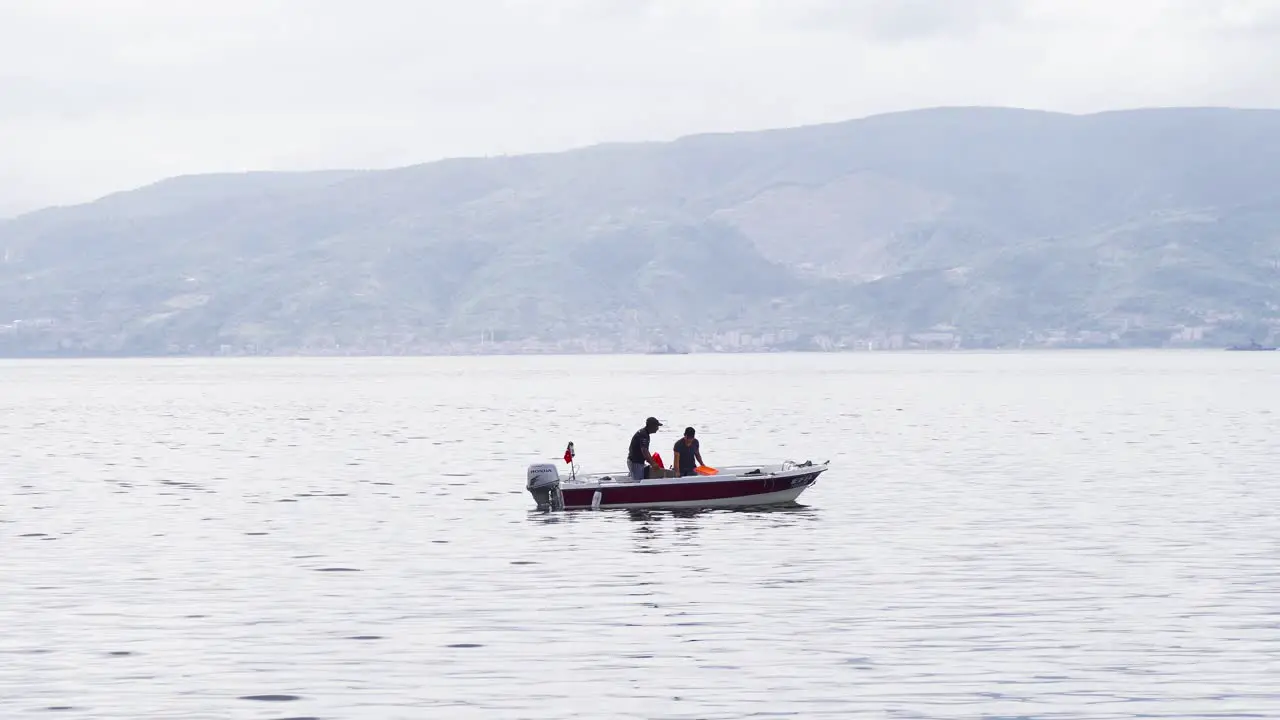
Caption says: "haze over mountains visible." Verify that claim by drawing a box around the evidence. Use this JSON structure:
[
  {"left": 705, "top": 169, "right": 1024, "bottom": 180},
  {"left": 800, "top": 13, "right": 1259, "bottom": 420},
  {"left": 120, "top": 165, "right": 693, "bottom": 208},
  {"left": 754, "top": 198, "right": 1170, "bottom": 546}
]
[{"left": 2, "top": 106, "right": 1280, "bottom": 357}]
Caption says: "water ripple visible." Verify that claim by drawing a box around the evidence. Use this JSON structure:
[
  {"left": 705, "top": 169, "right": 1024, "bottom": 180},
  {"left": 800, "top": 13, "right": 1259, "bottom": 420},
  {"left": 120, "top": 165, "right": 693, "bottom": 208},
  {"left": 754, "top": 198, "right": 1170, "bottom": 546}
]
[{"left": 1, "top": 352, "right": 1278, "bottom": 718}]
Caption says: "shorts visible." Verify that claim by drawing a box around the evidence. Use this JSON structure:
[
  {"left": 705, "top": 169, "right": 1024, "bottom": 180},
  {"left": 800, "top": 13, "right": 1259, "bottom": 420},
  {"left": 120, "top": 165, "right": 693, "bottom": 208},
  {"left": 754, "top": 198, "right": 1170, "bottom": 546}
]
[{"left": 628, "top": 462, "right": 645, "bottom": 482}]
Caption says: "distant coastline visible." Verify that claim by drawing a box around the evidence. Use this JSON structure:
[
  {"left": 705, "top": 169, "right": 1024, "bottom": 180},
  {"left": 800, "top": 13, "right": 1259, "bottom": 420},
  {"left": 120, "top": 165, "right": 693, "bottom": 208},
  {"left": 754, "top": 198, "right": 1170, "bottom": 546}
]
[
  {"left": 3, "top": 106, "right": 1279, "bottom": 360},
  {"left": 0, "top": 345, "right": 1264, "bottom": 361}
]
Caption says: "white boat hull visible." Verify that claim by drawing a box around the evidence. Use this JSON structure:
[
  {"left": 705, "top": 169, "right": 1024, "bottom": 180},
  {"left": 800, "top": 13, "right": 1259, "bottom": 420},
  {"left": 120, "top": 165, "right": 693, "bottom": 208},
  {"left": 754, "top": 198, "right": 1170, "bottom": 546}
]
[{"left": 580, "top": 484, "right": 811, "bottom": 510}]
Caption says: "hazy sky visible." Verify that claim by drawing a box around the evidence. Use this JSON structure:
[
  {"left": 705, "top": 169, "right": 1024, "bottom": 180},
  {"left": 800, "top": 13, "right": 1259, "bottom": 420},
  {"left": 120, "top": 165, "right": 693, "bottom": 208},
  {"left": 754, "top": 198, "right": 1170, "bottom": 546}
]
[{"left": 2, "top": 0, "right": 1279, "bottom": 216}]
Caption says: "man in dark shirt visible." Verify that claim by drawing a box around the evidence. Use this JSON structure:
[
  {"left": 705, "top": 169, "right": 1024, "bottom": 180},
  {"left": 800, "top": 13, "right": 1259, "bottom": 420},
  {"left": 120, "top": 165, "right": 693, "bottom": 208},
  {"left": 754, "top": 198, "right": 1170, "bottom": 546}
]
[
  {"left": 627, "top": 416, "right": 663, "bottom": 481},
  {"left": 672, "top": 426, "right": 705, "bottom": 477}
]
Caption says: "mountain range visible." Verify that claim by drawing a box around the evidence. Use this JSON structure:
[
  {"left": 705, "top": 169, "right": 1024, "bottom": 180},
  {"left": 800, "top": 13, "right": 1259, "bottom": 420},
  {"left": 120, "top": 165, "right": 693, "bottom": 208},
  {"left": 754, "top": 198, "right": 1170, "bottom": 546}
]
[{"left": 3, "top": 105, "right": 1280, "bottom": 356}]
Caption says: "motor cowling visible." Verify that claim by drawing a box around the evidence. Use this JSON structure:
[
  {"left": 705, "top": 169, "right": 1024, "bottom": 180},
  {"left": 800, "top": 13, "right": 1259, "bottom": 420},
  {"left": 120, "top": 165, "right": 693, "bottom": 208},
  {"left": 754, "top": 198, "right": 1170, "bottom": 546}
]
[{"left": 526, "top": 463, "right": 563, "bottom": 510}]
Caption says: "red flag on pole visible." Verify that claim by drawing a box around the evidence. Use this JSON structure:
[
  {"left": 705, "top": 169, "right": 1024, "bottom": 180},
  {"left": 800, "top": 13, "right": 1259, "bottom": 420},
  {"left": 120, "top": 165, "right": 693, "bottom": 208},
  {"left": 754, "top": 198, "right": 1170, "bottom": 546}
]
[{"left": 563, "top": 442, "right": 575, "bottom": 464}]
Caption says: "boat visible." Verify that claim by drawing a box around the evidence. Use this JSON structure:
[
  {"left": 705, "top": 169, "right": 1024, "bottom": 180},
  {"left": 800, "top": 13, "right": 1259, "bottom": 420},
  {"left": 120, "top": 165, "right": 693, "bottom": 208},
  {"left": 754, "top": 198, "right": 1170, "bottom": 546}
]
[
  {"left": 1226, "top": 339, "right": 1277, "bottom": 351},
  {"left": 525, "top": 458, "right": 828, "bottom": 511}
]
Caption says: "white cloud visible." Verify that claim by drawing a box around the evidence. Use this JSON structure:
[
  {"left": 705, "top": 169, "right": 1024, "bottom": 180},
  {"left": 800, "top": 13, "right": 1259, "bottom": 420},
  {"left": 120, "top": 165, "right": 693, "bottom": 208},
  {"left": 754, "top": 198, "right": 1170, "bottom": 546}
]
[{"left": 1, "top": 0, "right": 1278, "bottom": 215}]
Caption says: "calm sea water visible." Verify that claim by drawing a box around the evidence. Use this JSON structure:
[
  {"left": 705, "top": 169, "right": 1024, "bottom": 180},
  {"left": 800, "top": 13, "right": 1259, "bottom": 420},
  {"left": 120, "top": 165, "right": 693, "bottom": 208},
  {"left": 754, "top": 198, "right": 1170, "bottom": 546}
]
[{"left": 2, "top": 351, "right": 1278, "bottom": 719}]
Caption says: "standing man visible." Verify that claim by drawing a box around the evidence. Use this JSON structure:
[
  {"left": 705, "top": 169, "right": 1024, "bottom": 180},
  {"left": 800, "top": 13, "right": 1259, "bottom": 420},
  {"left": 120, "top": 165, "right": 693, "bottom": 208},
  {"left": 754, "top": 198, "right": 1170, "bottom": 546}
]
[
  {"left": 673, "top": 426, "right": 705, "bottom": 477},
  {"left": 627, "top": 416, "right": 663, "bottom": 481}
]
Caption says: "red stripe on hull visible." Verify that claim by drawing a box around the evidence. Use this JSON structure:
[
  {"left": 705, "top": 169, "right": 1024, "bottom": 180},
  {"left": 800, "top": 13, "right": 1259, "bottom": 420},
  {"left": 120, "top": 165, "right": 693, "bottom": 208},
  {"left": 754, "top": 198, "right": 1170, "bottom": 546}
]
[{"left": 560, "top": 472, "right": 821, "bottom": 508}]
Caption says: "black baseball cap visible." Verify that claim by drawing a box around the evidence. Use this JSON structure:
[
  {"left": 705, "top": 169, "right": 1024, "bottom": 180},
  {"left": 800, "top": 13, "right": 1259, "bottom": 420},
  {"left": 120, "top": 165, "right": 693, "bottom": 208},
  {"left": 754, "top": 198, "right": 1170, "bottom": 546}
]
[{"left": 645, "top": 416, "right": 663, "bottom": 429}]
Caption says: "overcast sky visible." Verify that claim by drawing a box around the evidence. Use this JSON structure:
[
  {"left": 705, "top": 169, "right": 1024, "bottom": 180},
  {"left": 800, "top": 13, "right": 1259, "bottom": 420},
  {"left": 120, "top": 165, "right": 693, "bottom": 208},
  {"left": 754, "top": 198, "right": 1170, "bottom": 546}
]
[{"left": 2, "top": 0, "right": 1279, "bottom": 216}]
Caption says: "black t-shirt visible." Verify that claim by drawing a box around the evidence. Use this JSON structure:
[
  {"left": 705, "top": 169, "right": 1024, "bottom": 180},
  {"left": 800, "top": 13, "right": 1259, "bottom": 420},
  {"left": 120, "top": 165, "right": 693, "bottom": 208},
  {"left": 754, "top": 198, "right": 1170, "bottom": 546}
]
[
  {"left": 627, "top": 429, "right": 651, "bottom": 463},
  {"left": 673, "top": 438, "right": 700, "bottom": 472}
]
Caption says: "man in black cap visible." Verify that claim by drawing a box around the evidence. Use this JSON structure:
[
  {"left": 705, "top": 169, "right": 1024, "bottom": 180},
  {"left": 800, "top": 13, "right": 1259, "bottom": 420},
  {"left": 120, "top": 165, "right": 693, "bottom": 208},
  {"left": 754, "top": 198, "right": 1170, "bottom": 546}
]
[{"left": 626, "top": 416, "right": 663, "bottom": 481}]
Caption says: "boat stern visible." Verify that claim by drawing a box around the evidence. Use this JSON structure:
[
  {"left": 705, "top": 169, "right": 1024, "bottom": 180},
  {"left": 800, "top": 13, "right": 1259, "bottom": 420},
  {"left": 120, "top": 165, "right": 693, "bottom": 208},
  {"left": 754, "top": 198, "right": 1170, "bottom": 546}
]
[{"left": 526, "top": 463, "right": 564, "bottom": 511}]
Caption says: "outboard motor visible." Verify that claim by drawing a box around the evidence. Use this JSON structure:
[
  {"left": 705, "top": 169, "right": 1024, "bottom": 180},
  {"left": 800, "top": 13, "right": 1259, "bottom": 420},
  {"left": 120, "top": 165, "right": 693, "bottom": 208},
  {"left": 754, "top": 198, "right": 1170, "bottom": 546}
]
[{"left": 526, "top": 463, "right": 564, "bottom": 511}]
